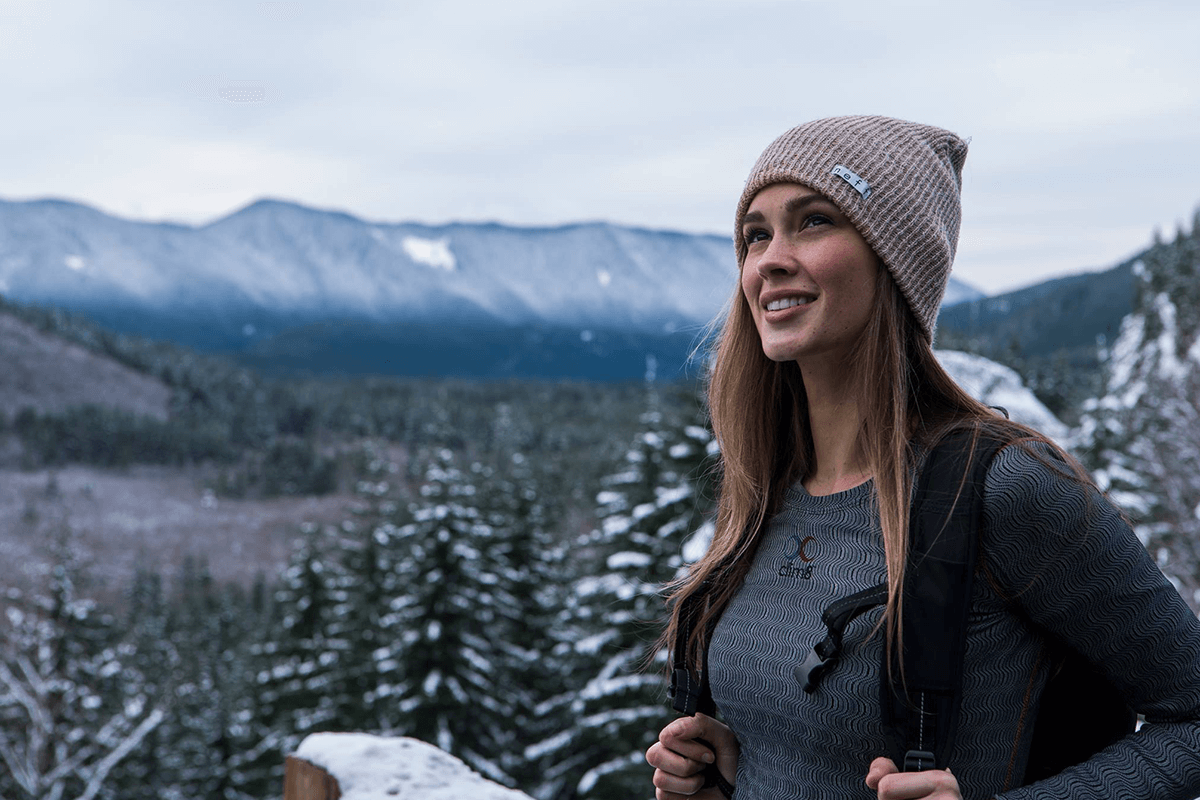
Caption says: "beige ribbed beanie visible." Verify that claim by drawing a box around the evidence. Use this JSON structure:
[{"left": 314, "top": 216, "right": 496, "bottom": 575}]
[{"left": 734, "top": 115, "right": 968, "bottom": 342}]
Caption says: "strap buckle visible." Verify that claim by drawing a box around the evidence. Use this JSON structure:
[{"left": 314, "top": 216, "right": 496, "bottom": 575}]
[{"left": 795, "top": 646, "right": 835, "bottom": 694}]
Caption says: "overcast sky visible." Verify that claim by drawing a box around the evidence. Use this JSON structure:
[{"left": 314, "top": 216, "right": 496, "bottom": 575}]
[{"left": 2, "top": 0, "right": 1197, "bottom": 294}]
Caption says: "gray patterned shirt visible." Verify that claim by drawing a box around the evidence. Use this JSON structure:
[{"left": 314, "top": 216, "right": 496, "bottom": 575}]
[{"left": 708, "top": 443, "right": 1200, "bottom": 799}]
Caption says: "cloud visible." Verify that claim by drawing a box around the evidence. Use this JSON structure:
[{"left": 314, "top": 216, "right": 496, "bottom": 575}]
[{"left": 1, "top": 0, "right": 1197, "bottom": 292}]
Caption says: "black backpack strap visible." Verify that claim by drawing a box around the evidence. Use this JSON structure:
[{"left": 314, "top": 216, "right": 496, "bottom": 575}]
[
  {"left": 882, "top": 432, "right": 1004, "bottom": 772},
  {"left": 669, "top": 582, "right": 732, "bottom": 797},
  {"left": 670, "top": 581, "right": 716, "bottom": 716}
]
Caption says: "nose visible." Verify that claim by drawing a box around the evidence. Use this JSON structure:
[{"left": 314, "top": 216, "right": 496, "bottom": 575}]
[{"left": 754, "top": 235, "right": 798, "bottom": 280}]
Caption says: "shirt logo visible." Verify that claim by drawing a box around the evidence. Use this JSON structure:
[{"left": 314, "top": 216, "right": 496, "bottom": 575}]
[{"left": 778, "top": 534, "right": 816, "bottom": 580}]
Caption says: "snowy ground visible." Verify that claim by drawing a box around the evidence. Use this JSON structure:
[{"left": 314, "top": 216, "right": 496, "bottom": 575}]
[
  {"left": 293, "top": 733, "right": 533, "bottom": 800},
  {"left": 0, "top": 462, "right": 357, "bottom": 602}
]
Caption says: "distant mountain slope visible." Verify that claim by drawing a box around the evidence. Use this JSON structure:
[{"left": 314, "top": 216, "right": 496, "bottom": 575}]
[
  {"left": 938, "top": 257, "right": 1136, "bottom": 358},
  {"left": 0, "top": 310, "right": 170, "bottom": 419},
  {"left": 0, "top": 196, "right": 984, "bottom": 380}
]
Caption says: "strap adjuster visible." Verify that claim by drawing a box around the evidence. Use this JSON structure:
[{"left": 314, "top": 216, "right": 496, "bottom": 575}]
[
  {"left": 670, "top": 667, "right": 701, "bottom": 714},
  {"left": 903, "top": 749, "right": 936, "bottom": 772}
]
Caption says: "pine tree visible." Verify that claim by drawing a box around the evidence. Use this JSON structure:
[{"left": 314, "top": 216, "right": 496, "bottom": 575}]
[
  {"left": 246, "top": 527, "right": 350, "bottom": 794},
  {"left": 531, "top": 394, "right": 715, "bottom": 800},
  {"left": 485, "top": 452, "right": 573, "bottom": 789},
  {"left": 1077, "top": 221, "right": 1200, "bottom": 610},
  {"left": 386, "top": 448, "right": 514, "bottom": 784},
  {"left": 149, "top": 558, "right": 267, "bottom": 800},
  {"left": 107, "top": 569, "right": 176, "bottom": 800}
]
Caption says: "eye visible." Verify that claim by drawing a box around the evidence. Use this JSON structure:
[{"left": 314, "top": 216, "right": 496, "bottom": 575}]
[
  {"left": 744, "top": 227, "right": 769, "bottom": 245},
  {"left": 802, "top": 213, "right": 832, "bottom": 229}
]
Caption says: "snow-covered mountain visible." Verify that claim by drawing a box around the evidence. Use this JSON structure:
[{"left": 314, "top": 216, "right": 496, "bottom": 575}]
[
  {"left": 0, "top": 197, "right": 726, "bottom": 330},
  {"left": 0, "top": 197, "right": 986, "bottom": 378},
  {"left": 934, "top": 350, "right": 1069, "bottom": 442}
]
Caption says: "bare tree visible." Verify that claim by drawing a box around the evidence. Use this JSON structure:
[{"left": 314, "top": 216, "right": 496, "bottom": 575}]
[{"left": 0, "top": 555, "right": 166, "bottom": 800}]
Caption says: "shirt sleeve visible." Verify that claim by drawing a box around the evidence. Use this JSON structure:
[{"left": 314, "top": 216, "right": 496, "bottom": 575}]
[{"left": 980, "top": 442, "right": 1200, "bottom": 800}]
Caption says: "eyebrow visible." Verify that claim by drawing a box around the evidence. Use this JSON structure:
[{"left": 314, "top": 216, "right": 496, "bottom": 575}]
[{"left": 742, "top": 192, "right": 828, "bottom": 227}]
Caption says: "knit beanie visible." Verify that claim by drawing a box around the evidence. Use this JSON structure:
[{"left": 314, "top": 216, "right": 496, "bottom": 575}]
[{"left": 734, "top": 115, "right": 968, "bottom": 342}]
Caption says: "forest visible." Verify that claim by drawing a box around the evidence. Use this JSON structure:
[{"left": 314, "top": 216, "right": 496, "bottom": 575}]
[{"left": 0, "top": 295, "right": 713, "bottom": 800}]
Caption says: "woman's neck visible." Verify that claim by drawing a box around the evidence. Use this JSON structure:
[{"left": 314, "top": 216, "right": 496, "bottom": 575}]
[{"left": 801, "top": 360, "right": 872, "bottom": 496}]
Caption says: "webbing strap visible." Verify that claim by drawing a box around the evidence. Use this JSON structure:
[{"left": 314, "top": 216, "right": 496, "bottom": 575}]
[
  {"left": 882, "top": 433, "right": 1004, "bottom": 771},
  {"left": 795, "top": 584, "right": 887, "bottom": 693}
]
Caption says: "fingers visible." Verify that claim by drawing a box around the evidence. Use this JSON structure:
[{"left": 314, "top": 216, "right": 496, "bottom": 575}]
[
  {"left": 646, "top": 739, "right": 708, "bottom": 799},
  {"left": 649, "top": 763, "right": 707, "bottom": 798},
  {"left": 865, "top": 757, "right": 899, "bottom": 791},
  {"left": 865, "top": 758, "right": 961, "bottom": 800},
  {"left": 647, "top": 715, "right": 740, "bottom": 799},
  {"left": 655, "top": 714, "right": 721, "bottom": 762},
  {"left": 646, "top": 739, "right": 708, "bottom": 776}
]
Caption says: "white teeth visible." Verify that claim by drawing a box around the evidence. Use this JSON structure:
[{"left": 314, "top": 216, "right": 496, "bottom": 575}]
[{"left": 766, "top": 296, "right": 812, "bottom": 311}]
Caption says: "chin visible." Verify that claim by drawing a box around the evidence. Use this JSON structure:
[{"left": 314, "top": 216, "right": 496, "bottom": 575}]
[{"left": 760, "top": 344, "right": 801, "bottom": 363}]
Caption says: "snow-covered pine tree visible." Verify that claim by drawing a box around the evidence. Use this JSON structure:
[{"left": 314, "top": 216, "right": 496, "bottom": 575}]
[
  {"left": 1077, "top": 214, "right": 1200, "bottom": 610},
  {"left": 246, "top": 525, "right": 351, "bottom": 793},
  {"left": 107, "top": 569, "right": 176, "bottom": 800},
  {"left": 385, "top": 448, "right": 515, "bottom": 784},
  {"left": 325, "top": 438, "right": 415, "bottom": 734},
  {"left": 158, "top": 558, "right": 268, "bottom": 800},
  {"left": 483, "top": 451, "right": 573, "bottom": 789},
  {"left": 530, "top": 394, "right": 715, "bottom": 800},
  {"left": 332, "top": 513, "right": 394, "bottom": 733}
]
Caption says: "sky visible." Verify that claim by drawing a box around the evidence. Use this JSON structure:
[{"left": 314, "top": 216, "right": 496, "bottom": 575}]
[{"left": 1, "top": 0, "right": 1197, "bottom": 295}]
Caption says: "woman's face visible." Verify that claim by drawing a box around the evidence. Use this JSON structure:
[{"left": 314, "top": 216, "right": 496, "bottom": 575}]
[{"left": 740, "top": 182, "right": 881, "bottom": 366}]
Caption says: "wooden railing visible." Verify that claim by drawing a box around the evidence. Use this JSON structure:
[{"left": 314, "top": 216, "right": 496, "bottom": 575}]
[{"left": 283, "top": 754, "right": 341, "bottom": 800}]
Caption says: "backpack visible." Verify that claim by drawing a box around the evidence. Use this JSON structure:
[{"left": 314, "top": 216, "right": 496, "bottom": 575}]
[{"left": 669, "top": 433, "right": 1136, "bottom": 788}]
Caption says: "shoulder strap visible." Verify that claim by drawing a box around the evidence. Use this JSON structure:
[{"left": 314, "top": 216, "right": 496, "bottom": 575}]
[
  {"left": 669, "top": 583, "right": 716, "bottom": 717},
  {"left": 881, "top": 432, "right": 1004, "bottom": 772}
]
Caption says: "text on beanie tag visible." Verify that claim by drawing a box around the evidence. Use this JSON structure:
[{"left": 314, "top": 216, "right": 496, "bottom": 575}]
[{"left": 831, "top": 164, "right": 872, "bottom": 200}]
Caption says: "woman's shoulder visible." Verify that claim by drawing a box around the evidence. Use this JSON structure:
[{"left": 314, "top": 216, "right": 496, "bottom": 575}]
[
  {"left": 915, "top": 424, "right": 1107, "bottom": 534},
  {"left": 982, "top": 435, "right": 1091, "bottom": 503}
]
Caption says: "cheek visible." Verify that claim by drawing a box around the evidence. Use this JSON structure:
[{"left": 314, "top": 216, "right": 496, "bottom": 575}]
[{"left": 740, "top": 271, "right": 760, "bottom": 312}]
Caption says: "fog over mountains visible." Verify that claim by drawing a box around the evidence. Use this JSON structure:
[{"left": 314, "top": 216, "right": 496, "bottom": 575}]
[{"left": 0, "top": 197, "right": 985, "bottom": 379}]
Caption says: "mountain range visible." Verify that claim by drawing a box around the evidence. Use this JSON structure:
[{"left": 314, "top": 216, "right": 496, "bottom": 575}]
[{"left": 0, "top": 197, "right": 985, "bottom": 379}]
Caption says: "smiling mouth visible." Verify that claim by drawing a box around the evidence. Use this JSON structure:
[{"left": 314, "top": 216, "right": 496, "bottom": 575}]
[{"left": 765, "top": 296, "right": 814, "bottom": 311}]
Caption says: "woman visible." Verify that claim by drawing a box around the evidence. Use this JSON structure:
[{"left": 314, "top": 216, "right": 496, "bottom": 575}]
[{"left": 644, "top": 116, "right": 1200, "bottom": 799}]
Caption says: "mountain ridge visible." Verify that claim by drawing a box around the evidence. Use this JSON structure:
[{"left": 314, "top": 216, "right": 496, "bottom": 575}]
[{"left": 0, "top": 195, "right": 984, "bottom": 379}]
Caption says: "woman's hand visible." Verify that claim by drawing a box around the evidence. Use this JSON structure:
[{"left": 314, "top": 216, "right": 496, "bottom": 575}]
[
  {"left": 865, "top": 757, "right": 962, "bottom": 799},
  {"left": 646, "top": 713, "right": 739, "bottom": 800}
]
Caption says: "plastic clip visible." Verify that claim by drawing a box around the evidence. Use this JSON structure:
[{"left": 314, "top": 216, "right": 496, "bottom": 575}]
[
  {"left": 903, "top": 750, "right": 936, "bottom": 772},
  {"left": 670, "top": 668, "right": 700, "bottom": 715}
]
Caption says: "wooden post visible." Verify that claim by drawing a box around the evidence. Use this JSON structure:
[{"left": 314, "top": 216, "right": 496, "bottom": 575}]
[{"left": 284, "top": 754, "right": 342, "bottom": 800}]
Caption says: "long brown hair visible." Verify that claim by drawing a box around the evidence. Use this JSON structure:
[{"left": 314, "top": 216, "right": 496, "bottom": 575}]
[{"left": 662, "top": 262, "right": 1071, "bottom": 674}]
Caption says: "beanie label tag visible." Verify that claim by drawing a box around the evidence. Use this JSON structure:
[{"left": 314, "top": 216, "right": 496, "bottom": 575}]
[{"left": 831, "top": 164, "right": 872, "bottom": 200}]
